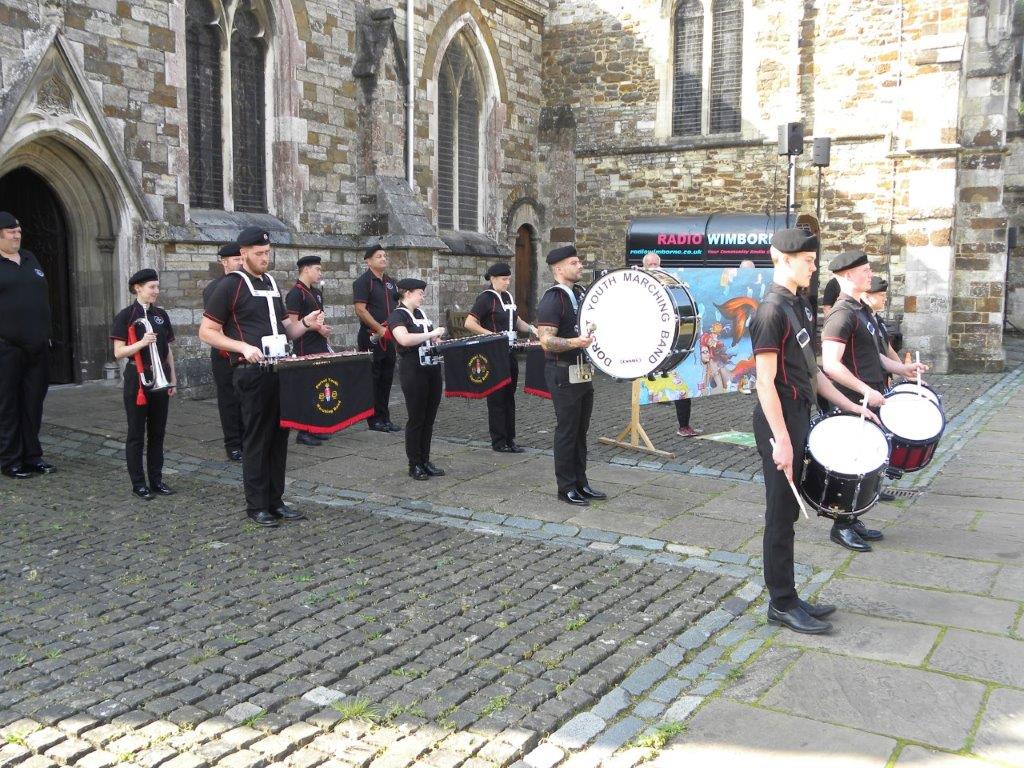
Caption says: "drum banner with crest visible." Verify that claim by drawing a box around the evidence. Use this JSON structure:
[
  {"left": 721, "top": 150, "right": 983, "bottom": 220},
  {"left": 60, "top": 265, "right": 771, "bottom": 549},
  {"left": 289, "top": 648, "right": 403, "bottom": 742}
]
[
  {"left": 277, "top": 357, "right": 375, "bottom": 433},
  {"left": 442, "top": 336, "right": 512, "bottom": 398},
  {"left": 522, "top": 343, "right": 551, "bottom": 399}
]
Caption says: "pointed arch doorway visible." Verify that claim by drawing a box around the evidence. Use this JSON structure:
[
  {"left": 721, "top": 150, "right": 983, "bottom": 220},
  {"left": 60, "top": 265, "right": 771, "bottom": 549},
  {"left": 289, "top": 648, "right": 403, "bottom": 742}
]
[
  {"left": 0, "top": 167, "right": 75, "bottom": 383},
  {"left": 514, "top": 224, "right": 535, "bottom": 321}
]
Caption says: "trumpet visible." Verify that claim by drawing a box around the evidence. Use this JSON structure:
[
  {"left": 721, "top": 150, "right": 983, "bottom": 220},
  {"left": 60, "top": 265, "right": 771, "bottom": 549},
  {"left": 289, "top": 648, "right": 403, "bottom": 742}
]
[{"left": 132, "top": 317, "right": 171, "bottom": 393}]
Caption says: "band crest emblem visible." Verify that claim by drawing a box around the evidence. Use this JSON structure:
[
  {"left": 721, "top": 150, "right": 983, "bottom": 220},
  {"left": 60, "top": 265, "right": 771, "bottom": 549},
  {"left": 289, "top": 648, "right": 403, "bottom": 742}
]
[
  {"left": 467, "top": 354, "right": 490, "bottom": 385},
  {"left": 315, "top": 377, "right": 342, "bottom": 414}
]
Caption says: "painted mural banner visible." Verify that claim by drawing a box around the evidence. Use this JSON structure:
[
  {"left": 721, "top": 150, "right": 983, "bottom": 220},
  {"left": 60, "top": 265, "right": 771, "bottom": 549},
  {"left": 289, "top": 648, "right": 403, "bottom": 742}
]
[{"left": 636, "top": 265, "right": 771, "bottom": 406}]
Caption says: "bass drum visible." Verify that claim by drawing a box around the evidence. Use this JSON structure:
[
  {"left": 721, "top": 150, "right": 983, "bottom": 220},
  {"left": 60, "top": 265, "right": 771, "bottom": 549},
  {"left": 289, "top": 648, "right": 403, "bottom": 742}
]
[{"left": 578, "top": 267, "right": 700, "bottom": 379}]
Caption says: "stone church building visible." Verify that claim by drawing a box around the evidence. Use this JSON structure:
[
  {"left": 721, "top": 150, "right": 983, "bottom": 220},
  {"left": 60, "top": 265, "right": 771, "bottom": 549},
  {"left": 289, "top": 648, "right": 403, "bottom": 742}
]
[{"left": 0, "top": 0, "right": 1019, "bottom": 389}]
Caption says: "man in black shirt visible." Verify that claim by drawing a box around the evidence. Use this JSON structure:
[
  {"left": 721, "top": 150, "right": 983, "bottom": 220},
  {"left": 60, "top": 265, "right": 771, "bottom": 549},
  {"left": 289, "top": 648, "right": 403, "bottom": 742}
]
[
  {"left": 199, "top": 227, "right": 327, "bottom": 528},
  {"left": 751, "top": 229, "right": 878, "bottom": 634},
  {"left": 353, "top": 244, "right": 401, "bottom": 433},
  {"left": 821, "top": 251, "right": 926, "bottom": 551},
  {"left": 465, "top": 262, "right": 538, "bottom": 452},
  {"left": 864, "top": 276, "right": 901, "bottom": 376},
  {"left": 0, "top": 211, "right": 55, "bottom": 479},
  {"left": 286, "top": 255, "right": 334, "bottom": 446},
  {"left": 536, "top": 246, "right": 605, "bottom": 506},
  {"left": 203, "top": 242, "right": 245, "bottom": 461}
]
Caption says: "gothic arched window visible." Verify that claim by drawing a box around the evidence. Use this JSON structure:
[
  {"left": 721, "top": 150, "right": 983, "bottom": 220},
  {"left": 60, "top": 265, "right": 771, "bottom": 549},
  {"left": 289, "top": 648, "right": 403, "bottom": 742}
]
[
  {"left": 437, "top": 36, "right": 481, "bottom": 232},
  {"left": 710, "top": 0, "right": 743, "bottom": 134},
  {"left": 185, "top": 0, "right": 269, "bottom": 212},
  {"left": 671, "top": 0, "right": 703, "bottom": 137},
  {"left": 186, "top": 0, "right": 222, "bottom": 208}
]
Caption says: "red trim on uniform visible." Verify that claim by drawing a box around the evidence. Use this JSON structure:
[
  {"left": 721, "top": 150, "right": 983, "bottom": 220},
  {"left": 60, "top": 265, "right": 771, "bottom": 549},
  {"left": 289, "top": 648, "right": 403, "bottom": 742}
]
[
  {"left": 524, "top": 386, "right": 552, "bottom": 400},
  {"left": 849, "top": 317, "right": 861, "bottom": 378},
  {"left": 490, "top": 296, "right": 499, "bottom": 332},
  {"left": 535, "top": 323, "right": 558, "bottom": 328},
  {"left": 203, "top": 311, "right": 225, "bottom": 324},
  {"left": 230, "top": 278, "right": 245, "bottom": 343},
  {"left": 110, "top": 335, "right": 127, "bottom": 341},
  {"left": 445, "top": 376, "right": 512, "bottom": 399},
  {"left": 822, "top": 336, "right": 846, "bottom": 343},
  {"left": 753, "top": 346, "right": 779, "bottom": 354},
  {"left": 280, "top": 407, "right": 374, "bottom": 434}
]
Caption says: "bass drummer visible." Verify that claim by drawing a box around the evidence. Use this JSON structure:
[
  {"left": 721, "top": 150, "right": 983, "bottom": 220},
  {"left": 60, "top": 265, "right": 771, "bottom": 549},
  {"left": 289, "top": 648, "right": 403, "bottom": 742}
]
[
  {"left": 751, "top": 229, "right": 880, "bottom": 635},
  {"left": 821, "top": 251, "right": 927, "bottom": 551}
]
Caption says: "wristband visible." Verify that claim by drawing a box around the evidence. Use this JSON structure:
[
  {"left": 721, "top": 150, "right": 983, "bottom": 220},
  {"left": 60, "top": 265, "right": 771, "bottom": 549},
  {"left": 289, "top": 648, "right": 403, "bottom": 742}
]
[{"left": 302, "top": 318, "right": 310, "bottom": 328}]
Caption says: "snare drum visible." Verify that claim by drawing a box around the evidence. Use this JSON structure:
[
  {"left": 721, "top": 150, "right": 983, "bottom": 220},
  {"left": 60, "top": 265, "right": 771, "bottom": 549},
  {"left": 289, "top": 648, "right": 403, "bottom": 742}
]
[
  {"left": 885, "top": 381, "right": 941, "bottom": 409},
  {"left": 879, "top": 391, "right": 945, "bottom": 473},
  {"left": 800, "top": 412, "right": 891, "bottom": 518},
  {"left": 578, "top": 267, "right": 700, "bottom": 379}
]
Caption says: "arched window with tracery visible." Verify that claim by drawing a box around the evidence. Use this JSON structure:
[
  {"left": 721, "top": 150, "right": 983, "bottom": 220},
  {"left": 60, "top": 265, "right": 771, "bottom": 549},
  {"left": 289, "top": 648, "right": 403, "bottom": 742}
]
[
  {"left": 710, "top": 0, "right": 743, "bottom": 134},
  {"left": 437, "top": 35, "right": 481, "bottom": 232},
  {"left": 231, "top": 4, "right": 267, "bottom": 212},
  {"left": 186, "top": 0, "right": 222, "bottom": 208}
]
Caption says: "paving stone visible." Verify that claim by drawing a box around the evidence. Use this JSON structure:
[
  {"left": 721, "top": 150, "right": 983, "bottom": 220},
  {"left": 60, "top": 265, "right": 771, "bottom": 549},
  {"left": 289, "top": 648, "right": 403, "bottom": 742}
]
[
  {"left": 223, "top": 705, "right": 263, "bottom": 725},
  {"left": 632, "top": 700, "right": 665, "bottom": 719},
  {"left": 844, "top": 550, "right": 1000, "bottom": 594},
  {"left": 589, "top": 689, "right": 631, "bottom": 721},
  {"left": 522, "top": 743, "right": 563, "bottom": 768},
  {"left": 75, "top": 751, "right": 118, "bottom": 768},
  {"left": 648, "top": 678, "right": 686, "bottom": 705},
  {"left": 620, "top": 661, "right": 670, "bottom": 696},
  {"left": 777, "top": 613, "right": 941, "bottom": 666},
  {"left": 45, "top": 737, "right": 93, "bottom": 763},
  {"left": 300, "top": 688, "right": 345, "bottom": 708},
  {"left": 662, "top": 695, "right": 703, "bottom": 722},
  {"left": 970, "top": 687, "right": 1024, "bottom": 767},
  {"left": 761, "top": 652, "right": 985, "bottom": 750},
  {"left": 893, "top": 745, "right": 990, "bottom": 767},
  {"left": 548, "top": 713, "right": 605, "bottom": 750},
  {"left": 618, "top": 536, "right": 663, "bottom": 551},
  {"left": 928, "top": 628, "right": 1024, "bottom": 688}
]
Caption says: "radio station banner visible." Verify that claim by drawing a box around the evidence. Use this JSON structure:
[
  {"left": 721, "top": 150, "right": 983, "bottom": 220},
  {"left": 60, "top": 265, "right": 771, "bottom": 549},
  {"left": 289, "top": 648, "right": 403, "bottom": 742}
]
[
  {"left": 636, "top": 265, "right": 771, "bottom": 406},
  {"left": 278, "top": 358, "right": 375, "bottom": 433},
  {"left": 442, "top": 336, "right": 512, "bottom": 399}
]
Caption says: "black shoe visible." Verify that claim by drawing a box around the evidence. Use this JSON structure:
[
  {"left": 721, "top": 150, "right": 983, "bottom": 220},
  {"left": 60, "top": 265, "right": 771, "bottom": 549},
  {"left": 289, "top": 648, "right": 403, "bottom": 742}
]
[
  {"left": 557, "top": 489, "right": 590, "bottom": 506},
  {"left": 368, "top": 421, "right": 391, "bottom": 433},
  {"left": 226, "top": 449, "right": 243, "bottom": 462},
  {"left": 851, "top": 519, "right": 884, "bottom": 541},
  {"left": 384, "top": 421, "right": 402, "bottom": 433},
  {"left": 577, "top": 484, "right": 607, "bottom": 500},
  {"left": 409, "top": 464, "right": 429, "bottom": 481},
  {"left": 830, "top": 524, "right": 872, "bottom": 552},
  {"left": 296, "top": 432, "right": 321, "bottom": 446},
  {"left": 150, "top": 482, "right": 175, "bottom": 496},
  {"left": 423, "top": 462, "right": 445, "bottom": 477},
  {"left": 247, "top": 510, "right": 280, "bottom": 528},
  {"left": 2, "top": 465, "right": 32, "bottom": 479},
  {"left": 767, "top": 604, "right": 832, "bottom": 634},
  {"left": 271, "top": 504, "right": 306, "bottom": 521},
  {"left": 506, "top": 442, "right": 525, "bottom": 453},
  {"left": 797, "top": 598, "right": 837, "bottom": 619},
  {"left": 492, "top": 443, "right": 513, "bottom": 453},
  {"left": 132, "top": 485, "right": 154, "bottom": 501},
  {"left": 878, "top": 489, "right": 896, "bottom": 502},
  {"left": 24, "top": 461, "right": 56, "bottom": 474},
  {"left": 314, "top": 433, "right": 331, "bottom": 441}
]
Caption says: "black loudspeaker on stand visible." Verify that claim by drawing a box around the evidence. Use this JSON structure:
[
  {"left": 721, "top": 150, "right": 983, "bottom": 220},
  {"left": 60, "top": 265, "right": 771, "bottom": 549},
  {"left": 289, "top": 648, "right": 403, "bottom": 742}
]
[{"left": 778, "top": 123, "right": 804, "bottom": 156}]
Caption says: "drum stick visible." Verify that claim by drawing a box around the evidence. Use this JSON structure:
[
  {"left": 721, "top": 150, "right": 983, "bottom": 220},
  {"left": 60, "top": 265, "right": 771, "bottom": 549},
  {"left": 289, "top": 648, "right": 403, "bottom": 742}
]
[
  {"left": 915, "top": 351, "right": 922, "bottom": 391},
  {"left": 859, "top": 389, "right": 871, "bottom": 474},
  {"left": 770, "top": 438, "right": 810, "bottom": 520}
]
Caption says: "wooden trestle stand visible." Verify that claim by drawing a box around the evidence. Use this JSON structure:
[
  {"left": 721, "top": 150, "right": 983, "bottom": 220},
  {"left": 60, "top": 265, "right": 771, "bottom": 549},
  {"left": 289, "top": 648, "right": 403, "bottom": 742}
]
[{"left": 598, "top": 378, "right": 678, "bottom": 459}]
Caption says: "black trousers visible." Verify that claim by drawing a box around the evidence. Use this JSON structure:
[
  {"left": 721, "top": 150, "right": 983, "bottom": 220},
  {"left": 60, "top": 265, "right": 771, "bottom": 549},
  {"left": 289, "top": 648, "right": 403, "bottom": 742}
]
[
  {"left": 398, "top": 357, "right": 442, "bottom": 466},
  {"left": 234, "top": 367, "right": 288, "bottom": 514},
  {"left": 359, "top": 329, "right": 396, "bottom": 425},
  {"left": 545, "top": 362, "right": 594, "bottom": 494},
  {"left": 674, "top": 398, "right": 691, "bottom": 428},
  {"left": 753, "top": 397, "right": 811, "bottom": 612},
  {"left": 211, "top": 350, "right": 243, "bottom": 451},
  {"left": 0, "top": 340, "right": 49, "bottom": 471},
  {"left": 123, "top": 379, "right": 169, "bottom": 487},
  {"left": 487, "top": 354, "right": 518, "bottom": 448}
]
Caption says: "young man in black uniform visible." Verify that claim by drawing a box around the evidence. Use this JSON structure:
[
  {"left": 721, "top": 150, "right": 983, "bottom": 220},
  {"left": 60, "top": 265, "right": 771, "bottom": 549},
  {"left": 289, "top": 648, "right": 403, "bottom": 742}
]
[
  {"left": 388, "top": 278, "right": 447, "bottom": 480},
  {"left": 535, "top": 246, "right": 606, "bottom": 506},
  {"left": 465, "top": 262, "right": 539, "bottom": 453},
  {"left": 353, "top": 244, "right": 401, "bottom": 433},
  {"left": 821, "top": 251, "right": 926, "bottom": 551},
  {"left": 199, "top": 227, "right": 327, "bottom": 528},
  {"left": 864, "top": 276, "right": 901, "bottom": 374},
  {"left": 111, "top": 269, "right": 177, "bottom": 500},
  {"left": 752, "top": 229, "right": 880, "bottom": 634},
  {"left": 204, "top": 242, "right": 245, "bottom": 461},
  {"left": 0, "top": 211, "right": 55, "bottom": 480},
  {"left": 286, "top": 255, "right": 334, "bottom": 447}
]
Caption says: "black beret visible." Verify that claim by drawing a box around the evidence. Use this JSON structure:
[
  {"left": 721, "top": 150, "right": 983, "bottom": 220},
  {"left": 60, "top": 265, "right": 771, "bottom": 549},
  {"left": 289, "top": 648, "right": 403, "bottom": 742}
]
[
  {"left": 237, "top": 226, "right": 271, "bottom": 247},
  {"left": 297, "top": 255, "right": 322, "bottom": 269},
  {"left": 397, "top": 278, "right": 426, "bottom": 291},
  {"left": 546, "top": 245, "right": 577, "bottom": 265},
  {"left": 828, "top": 250, "right": 869, "bottom": 274},
  {"left": 128, "top": 268, "right": 158, "bottom": 287},
  {"left": 770, "top": 228, "right": 818, "bottom": 254},
  {"left": 867, "top": 276, "right": 889, "bottom": 293},
  {"left": 485, "top": 262, "right": 511, "bottom": 279},
  {"left": 0, "top": 211, "right": 19, "bottom": 229},
  {"left": 363, "top": 243, "right": 385, "bottom": 260},
  {"left": 217, "top": 242, "right": 240, "bottom": 259}
]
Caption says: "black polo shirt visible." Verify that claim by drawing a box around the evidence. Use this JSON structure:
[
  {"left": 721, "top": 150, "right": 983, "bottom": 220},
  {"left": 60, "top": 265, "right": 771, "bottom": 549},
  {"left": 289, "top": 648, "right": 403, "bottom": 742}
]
[
  {"left": 203, "top": 270, "right": 287, "bottom": 355},
  {"left": 387, "top": 306, "right": 431, "bottom": 358},
  {"left": 822, "top": 294, "right": 885, "bottom": 392},
  {"left": 536, "top": 283, "right": 585, "bottom": 363},
  {"left": 0, "top": 249, "right": 51, "bottom": 350},
  {"left": 285, "top": 281, "right": 329, "bottom": 355},
  {"left": 110, "top": 302, "right": 174, "bottom": 380},
  {"left": 353, "top": 269, "right": 398, "bottom": 328},
  {"left": 749, "top": 283, "right": 816, "bottom": 404},
  {"left": 469, "top": 289, "right": 517, "bottom": 334}
]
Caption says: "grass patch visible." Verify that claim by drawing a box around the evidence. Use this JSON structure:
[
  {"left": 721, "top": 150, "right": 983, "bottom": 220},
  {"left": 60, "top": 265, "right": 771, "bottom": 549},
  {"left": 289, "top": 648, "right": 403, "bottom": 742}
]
[
  {"left": 3, "top": 733, "right": 28, "bottom": 747},
  {"left": 481, "top": 695, "right": 508, "bottom": 716},
  {"left": 332, "top": 698, "right": 381, "bottom": 723},
  {"left": 632, "top": 721, "right": 686, "bottom": 750},
  {"left": 240, "top": 711, "right": 264, "bottom": 728},
  {"left": 565, "top": 616, "right": 588, "bottom": 631}
]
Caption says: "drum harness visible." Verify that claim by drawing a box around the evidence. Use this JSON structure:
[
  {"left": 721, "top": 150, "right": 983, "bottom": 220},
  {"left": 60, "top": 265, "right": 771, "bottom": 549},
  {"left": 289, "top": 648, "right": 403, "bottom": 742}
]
[{"left": 548, "top": 283, "right": 593, "bottom": 384}]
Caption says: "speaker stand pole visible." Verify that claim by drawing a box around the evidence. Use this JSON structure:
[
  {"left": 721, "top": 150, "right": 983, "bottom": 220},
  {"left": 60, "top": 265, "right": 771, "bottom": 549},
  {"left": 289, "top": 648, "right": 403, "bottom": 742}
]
[
  {"left": 816, "top": 166, "right": 823, "bottom": 225},
  {"left": 787, "top": 155, "right": 798, "bottom": 227}
]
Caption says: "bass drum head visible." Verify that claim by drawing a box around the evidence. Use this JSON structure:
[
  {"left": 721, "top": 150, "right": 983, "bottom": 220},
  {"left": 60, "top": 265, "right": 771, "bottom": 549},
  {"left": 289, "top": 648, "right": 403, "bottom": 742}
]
[
  {"left": 886, "top": 382, "right": 941, "bottom": 408},
  {"left": 807, "top": 413, "right": 890, "bottom": 476},
  {"left": 579, "top": 268, "right": 699, "bottom": 379},
  {"left": 880, "top": 392, "right": 945, "bottom": 442}
]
